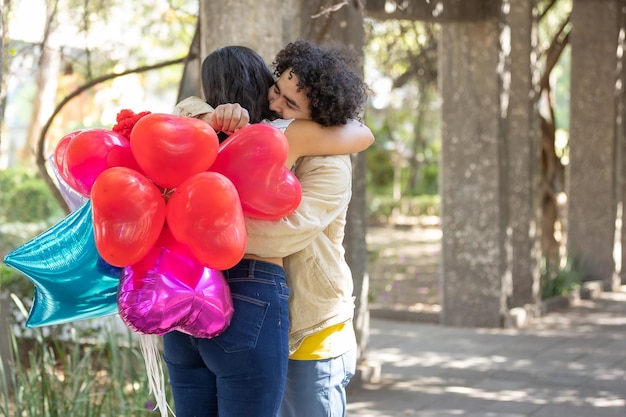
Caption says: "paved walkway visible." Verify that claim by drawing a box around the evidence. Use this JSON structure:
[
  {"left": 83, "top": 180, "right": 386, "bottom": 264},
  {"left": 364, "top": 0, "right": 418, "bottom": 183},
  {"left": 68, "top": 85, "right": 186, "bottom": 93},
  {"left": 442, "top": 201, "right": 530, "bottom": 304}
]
[{"left": 347, "top": 287, "right": 626, "bottom": 417}]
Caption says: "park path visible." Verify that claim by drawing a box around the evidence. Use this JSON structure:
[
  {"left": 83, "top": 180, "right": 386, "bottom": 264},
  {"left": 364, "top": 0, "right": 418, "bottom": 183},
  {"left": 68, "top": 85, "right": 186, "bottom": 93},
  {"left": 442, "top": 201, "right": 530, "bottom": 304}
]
[
  {"left": 348, "top": 286, "right": 626, "bottom": 417},
  {"left": 367, "top": 222, "right": 442, "bottom": 317}
]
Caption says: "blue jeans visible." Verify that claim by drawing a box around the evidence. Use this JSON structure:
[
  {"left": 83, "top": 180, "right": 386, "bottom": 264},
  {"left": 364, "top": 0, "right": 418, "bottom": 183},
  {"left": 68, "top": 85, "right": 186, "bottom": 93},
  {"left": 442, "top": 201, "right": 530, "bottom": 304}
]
[
  {"left": 278, "top": 347, "right": 357, "bottom": 417},
  {"left": 163, "top": 259, "right": 290, "bottom": 417}
]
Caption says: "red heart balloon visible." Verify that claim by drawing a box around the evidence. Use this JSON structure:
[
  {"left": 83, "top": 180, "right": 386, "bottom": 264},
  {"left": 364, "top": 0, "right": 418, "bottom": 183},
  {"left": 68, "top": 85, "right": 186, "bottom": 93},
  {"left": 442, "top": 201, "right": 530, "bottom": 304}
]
[
  {"left": 209, "top": 124, "right": 302, "bottom": 219},
  {"left": 152, "top": 224, "right": 197, "bottom": 273},
  {"left": 64, "top": 129, "right": 140, "bottom": 196},
  {"left": 130, "top": 113, "right": 219, "bottom": 189},
  {"left": 166, "top": 172, "right": 246, "bottom": 270},
  {"left": 91, "top": 167, "right": 166, "bottom": 267}
]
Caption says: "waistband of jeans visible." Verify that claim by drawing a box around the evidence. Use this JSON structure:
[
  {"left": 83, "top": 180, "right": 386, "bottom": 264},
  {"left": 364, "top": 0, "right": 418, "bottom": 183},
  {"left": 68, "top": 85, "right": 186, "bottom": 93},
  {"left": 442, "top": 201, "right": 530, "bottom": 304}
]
[{"left": 227, "top": 258, "right": 285, "bottom": 275}]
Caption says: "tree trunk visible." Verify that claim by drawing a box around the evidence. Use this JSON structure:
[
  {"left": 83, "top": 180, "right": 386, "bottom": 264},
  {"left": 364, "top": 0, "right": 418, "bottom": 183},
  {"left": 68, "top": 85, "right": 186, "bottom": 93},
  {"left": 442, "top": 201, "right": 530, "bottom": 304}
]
[
  {"left": 199, "top": 0, "right": 286, "bottom": 64},
  {"left": 406, "top": 86, "right": 428, "bottom": 193},
  {"left": 23, "top": 1, "right": 60, "bottom": 163},
  {"left": 0, "top": 0, "right": 8, "bottom": 154},
  {"left": 25, "top": 45, "right": 60, "bottom": 161},
  {"left": 176, "top": 22, "right": 202, "bottom": 102}
]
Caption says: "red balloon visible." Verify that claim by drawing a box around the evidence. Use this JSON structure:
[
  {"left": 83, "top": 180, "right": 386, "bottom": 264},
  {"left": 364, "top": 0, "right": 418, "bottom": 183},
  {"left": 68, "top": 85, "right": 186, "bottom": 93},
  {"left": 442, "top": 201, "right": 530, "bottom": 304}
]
[
  {"left": 64, "top": 128, "right": 140, "bottom": 196},
  {"left": 153, "top": 224, "right": 196, "bottom": 265},
  {"left": 123, "top": 226, "right": 198, "bottom": 287},
  {"left": 210, "top": 124, "right": 302, "bottom": 219},
  {"left": 91, "top": 167, "right": 166, "bottom": 267},
  {"left": 130, "top": 113, "right": 219, "bottom": 189},
  {"left": 54, "top": 130, "right": 84, "bottom": 192},
  {"left": 166, "top": 172, "right": 246, "bottom": 270}
]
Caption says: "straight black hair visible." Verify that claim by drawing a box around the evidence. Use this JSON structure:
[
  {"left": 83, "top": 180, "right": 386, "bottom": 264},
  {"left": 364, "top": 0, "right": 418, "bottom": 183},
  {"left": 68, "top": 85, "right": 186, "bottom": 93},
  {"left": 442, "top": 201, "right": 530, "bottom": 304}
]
[{"left": 201, "top": 46, "right": 277, "bottom": 125}]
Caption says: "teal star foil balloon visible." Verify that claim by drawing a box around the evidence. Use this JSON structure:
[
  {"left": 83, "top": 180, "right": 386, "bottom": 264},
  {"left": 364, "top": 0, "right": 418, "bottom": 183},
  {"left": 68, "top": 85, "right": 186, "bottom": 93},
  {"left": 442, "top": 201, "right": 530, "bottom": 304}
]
[{"left": 3, "top": 201, "right": 122, "bottom": 327}]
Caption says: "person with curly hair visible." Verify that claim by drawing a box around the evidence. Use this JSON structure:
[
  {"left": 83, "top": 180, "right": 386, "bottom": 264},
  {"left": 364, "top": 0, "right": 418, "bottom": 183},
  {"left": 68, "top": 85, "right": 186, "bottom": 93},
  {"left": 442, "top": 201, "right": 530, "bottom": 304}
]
[
  {"left": 166, "top": 42, "right": 371, "bottom": 417},
  {"left": 256, "top": 39, "right": 367, "bottom": 417},
  {"left": 270, "top": 40, "right": 367, "bottom": 127}
]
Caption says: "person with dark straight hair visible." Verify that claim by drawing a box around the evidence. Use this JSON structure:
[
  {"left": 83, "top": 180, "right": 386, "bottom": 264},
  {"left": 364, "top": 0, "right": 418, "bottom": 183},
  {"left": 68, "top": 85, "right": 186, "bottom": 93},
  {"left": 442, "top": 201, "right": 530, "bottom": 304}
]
[{"left": 167, "top": 41, "right": 371, "bottom": 417}]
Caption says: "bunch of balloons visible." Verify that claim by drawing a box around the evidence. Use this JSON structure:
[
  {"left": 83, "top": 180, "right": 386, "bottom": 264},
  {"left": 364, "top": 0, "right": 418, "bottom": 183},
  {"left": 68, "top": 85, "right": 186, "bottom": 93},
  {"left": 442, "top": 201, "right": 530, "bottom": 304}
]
[{"left": 4, "top": 109, "right": 302, "bottom": 338}]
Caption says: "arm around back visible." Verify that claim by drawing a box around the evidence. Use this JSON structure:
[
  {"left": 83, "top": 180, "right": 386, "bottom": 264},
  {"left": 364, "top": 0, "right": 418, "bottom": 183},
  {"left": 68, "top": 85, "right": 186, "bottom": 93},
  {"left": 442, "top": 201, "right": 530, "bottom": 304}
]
[
  {"left": 283, "top": 119, "right": 374, "bottom": 168},
  {"left": 174, "top": 96, "right": 213, "bottom": 118}
]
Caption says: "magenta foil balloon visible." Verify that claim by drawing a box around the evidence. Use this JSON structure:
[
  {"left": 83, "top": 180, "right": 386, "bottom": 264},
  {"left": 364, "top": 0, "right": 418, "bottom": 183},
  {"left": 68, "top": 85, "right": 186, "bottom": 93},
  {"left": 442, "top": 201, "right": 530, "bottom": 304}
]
[{"left": 118, "top": 246, "right": 234, "bottom": 338}]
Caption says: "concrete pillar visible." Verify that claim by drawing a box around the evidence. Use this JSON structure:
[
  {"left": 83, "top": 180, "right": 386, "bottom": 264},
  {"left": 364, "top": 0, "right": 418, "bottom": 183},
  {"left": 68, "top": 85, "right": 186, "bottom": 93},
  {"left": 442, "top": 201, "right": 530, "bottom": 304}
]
[
  {"left": 621, "top": 5, "right": 626, "bottom": 287},
  {"left": 439, "top": 15, "right": 510, "bottom": 327},
  {"left": 507, "top": 0, "right": 542, "bottom": 308},
  {"left": 568, "top": 0, "right": 621, "bottom": 291}
]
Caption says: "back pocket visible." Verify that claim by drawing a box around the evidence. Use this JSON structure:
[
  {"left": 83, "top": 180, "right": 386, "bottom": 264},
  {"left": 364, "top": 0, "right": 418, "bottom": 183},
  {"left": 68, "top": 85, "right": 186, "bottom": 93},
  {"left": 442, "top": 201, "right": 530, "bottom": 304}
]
[{"left": 212, "top": 294, "right": 269, "bottom": 353}]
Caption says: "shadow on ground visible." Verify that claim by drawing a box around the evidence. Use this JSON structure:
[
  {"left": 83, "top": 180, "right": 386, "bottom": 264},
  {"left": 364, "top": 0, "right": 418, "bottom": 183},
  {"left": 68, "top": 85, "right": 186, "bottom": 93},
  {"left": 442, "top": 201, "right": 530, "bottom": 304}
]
[
  {"left": 347, "top": 290, "right": 626, "bottom": 417},
  {"left": 367, "top": 223, "right": 441, "bottom": 314}
]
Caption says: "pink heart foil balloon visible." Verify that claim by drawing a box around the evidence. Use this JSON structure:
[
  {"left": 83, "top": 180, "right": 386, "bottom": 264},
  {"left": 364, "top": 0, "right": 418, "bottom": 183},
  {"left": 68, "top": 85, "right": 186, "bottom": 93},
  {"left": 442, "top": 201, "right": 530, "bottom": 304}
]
[
  {"left": 118, "top": 245, "right": 234, "bottom": 338},
  {"left": 63, "top": 128, "right": 140, "bottom": 196},
  {"left": 53, "top": 129, "right": 84, "bottom": 193}
]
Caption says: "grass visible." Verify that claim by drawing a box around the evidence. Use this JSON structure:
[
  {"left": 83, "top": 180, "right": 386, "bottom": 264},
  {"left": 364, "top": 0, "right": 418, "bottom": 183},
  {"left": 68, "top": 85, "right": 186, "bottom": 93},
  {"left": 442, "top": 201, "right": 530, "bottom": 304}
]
[
  {"left": 0, "top": 295, "right": 170, "bottom": 417},
  {"left": 540, "top": 257, "right": 583, "bottom": 300}
]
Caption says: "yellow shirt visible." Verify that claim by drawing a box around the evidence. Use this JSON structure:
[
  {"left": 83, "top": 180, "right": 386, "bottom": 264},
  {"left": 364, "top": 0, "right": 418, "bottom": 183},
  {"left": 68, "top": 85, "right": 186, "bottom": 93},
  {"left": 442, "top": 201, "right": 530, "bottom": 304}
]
[{"left": 290, "top": 322, "right": 356, "bottom": 360}]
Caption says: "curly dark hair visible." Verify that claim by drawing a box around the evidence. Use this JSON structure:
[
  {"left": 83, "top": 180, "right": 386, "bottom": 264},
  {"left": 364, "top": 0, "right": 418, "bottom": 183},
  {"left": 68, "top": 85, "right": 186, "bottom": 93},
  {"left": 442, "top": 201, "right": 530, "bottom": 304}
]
[{"left": 272, "top": 40, "right": 368, "bottom": 127}]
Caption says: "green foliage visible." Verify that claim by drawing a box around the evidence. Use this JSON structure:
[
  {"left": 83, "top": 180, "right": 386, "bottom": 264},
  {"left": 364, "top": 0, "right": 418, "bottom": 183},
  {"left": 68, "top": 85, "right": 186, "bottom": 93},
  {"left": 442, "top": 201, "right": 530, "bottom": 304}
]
[
  {"left": 366, "top": 146, "right": 394, "bottom": 188},
  {"left": 6, "top": 0, "right": 199, "bottom": 150},
  {"left": 58, "top": 0, "right": 196, "bottom": 75},
  {"left": 415, "top": 164, "right": 438, "bottom": 195},
  {"left": 365, "top": 143, "right": 439, "bottom": 197},
  {"left": 365, "top": 109, "right": 440, "bottom": 197},
  {"left": 540, "top": 257, "right": 582, "bottom": 299},
  {"left": 365, "top": 19, "right": 438, "bottom": 84},
  {"left": 0, "top": 167, "right": 63, "bottom": 223},
  {"left": 537, "top": 0, "right": 572, "bottom": 131},
  {"left": 368, "top": 195, "right": 440, "bottom": 223},
  {"left": 0, "top": 315, "right": 168, "bottom": 416},
  {"left": 0, "top": 168, "right": 64, "bottom": 262},
  {"left": 4, "top": 178, "right": 61, "bottom": 222},
  {"left": 0, "top": 264, "right": 32, "bottom": 300},
  {"left": 364, "top": 19, "right": 441, "bottom": 201},
  {"left": 0, "top": 167, "right": 31, "bottom": 214},
  {"left": 552, "top": 46, "right": 571, "bottom": 131}
]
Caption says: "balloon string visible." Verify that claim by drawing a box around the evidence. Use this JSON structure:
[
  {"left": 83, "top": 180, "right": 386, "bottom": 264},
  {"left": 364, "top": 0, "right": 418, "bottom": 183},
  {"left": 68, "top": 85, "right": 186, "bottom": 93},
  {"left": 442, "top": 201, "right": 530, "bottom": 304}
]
[
  {"left": 139, "top": 334, "right": 175, "bottom": 417},
  {"left": 161, "top": 187, "right": 175, "bottom": 201}
]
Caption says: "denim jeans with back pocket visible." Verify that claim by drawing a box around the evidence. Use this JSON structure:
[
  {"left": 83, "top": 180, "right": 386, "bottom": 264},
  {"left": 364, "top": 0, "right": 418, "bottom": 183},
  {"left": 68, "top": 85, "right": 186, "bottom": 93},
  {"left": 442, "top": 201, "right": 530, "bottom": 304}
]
[{"left": 163, "top": 259, "right": 290, "bottom": 417}]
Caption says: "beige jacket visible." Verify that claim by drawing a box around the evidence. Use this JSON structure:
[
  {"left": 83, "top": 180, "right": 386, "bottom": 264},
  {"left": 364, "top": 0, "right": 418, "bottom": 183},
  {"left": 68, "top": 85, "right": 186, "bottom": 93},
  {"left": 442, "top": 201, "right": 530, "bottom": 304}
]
[
  {"left": 245, "top": 155, "right": 355, "bottom": 354},
  {"left": 173, "top": 96, "right": 212, "bottom": 118},
  {"left": 174, "top": 97, "right": 355, "bottom": 354}
]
